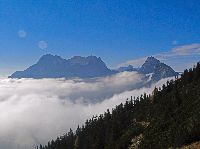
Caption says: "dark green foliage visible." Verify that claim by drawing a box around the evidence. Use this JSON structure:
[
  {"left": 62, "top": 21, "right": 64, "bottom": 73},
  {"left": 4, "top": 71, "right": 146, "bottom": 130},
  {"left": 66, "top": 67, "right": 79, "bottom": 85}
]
[
  {"left": 139, "top": 63, "right": 200, "bottom": 149},
  {"left": 38, "top": 62, "right": 200, "bottom": 149}
]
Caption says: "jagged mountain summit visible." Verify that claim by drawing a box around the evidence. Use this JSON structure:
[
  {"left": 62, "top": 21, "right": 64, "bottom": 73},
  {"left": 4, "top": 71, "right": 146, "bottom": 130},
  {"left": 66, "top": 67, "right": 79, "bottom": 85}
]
[
  {"left": 139, "top": 56, "right": 160, "bottom": 74},
  {"left": 118, "top": 56, "right": 178, "bottom": 81},
  {"left": 138, "top": 56, "right": 178, "bottom": 81},
  {"left": 10, "top": 54, "right": 116, "bottom": 79},
  {"left": 10, "top": 54, "right": 177, "bottom": 80}
]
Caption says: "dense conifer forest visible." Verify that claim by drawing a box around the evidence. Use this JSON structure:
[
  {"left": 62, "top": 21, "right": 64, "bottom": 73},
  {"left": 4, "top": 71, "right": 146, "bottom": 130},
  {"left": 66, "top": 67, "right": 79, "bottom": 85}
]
[{"left": 37, "top": 63, "right": 200, "bottom": 149}]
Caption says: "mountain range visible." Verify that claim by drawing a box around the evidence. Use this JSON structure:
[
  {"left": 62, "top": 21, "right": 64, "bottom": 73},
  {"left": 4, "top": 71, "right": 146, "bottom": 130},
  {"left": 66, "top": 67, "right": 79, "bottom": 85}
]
[
  {"left": 9, "top": 54, "right": 178, "bottom": 80},
  {"left": 9, "top": 54, "right": 116, "bottom": 79}
]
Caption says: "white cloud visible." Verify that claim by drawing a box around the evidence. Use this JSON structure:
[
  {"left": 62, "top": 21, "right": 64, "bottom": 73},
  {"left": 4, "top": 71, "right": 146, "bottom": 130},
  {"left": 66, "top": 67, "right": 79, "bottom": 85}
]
[
  {"left": 18, "top": 30, "right": 27, "bottom": 38},
  {"left": 38, "top": 41, "right": 48, "bottom": 49},
  {"left": 0, "top": 72, "right": 171, "bottom": 149},
  {"left": 170, "top": 43, "right": 200, "bottom": 56}
]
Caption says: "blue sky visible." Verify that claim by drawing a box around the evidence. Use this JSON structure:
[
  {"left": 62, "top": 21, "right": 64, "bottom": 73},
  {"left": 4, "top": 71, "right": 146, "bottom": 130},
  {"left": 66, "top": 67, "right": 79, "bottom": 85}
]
[{"left": 0, "top": 0, "right": 200, "bottom": 75}]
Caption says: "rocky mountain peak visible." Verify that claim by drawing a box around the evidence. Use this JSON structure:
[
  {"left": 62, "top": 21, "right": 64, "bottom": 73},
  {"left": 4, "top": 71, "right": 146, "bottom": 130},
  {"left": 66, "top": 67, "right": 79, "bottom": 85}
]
[
  {"left": 9, "top": 54, "right": 115, "bottom": 79},
  {"left": 139, "top": 56, "right": 178, "bottom": 81}
]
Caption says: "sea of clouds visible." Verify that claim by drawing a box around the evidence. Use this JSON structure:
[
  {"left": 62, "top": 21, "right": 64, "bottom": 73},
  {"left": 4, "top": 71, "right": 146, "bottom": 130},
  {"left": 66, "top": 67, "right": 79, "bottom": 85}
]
[{"left": 0, "top": 71, "right": 172, "bottom": 149}]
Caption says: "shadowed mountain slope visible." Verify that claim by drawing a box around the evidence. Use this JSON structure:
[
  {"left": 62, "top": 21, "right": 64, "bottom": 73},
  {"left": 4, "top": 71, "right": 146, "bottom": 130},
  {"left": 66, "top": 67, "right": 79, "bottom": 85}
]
[{"left": 10, "top": 54, "right": 116, "bottom": 79}]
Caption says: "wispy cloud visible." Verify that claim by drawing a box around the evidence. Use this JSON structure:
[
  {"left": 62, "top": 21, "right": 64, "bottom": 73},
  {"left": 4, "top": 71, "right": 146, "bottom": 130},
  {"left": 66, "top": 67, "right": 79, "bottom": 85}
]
[
  {"left": 171, "top": 43, "right": 200, "bottom": 56},
  {"left": 157, "top": 43, "right": 200, "bottom": 58}
]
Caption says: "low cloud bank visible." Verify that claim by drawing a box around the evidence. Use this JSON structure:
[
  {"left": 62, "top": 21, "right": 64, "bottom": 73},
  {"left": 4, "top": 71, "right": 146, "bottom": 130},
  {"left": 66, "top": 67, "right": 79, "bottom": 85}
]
[{"left": 0, "top": 72, "right": 171, "bottom": 149}]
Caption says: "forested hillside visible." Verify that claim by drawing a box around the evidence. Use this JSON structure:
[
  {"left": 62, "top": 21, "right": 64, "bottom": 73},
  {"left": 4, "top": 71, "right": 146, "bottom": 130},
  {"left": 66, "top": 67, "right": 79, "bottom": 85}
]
[{"left": 37, "top": 63, "right": 200, "bottom": 149}]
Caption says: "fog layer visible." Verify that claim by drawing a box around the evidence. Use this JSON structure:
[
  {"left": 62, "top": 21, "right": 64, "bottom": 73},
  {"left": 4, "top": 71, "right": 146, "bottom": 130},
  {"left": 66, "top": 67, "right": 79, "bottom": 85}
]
[{"left": 0, "top": 72, "right": 171, "bottom": 148}]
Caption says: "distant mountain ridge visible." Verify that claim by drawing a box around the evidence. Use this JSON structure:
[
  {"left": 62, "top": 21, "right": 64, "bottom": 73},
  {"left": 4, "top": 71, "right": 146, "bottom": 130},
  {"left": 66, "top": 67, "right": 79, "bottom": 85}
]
[
  {"left": 138, "top": 56, "right": 179, "bottom": 81},
  {"left": 10, "top": 54, "right": 178, "bottom": 80},
  {"left": 117, "top": 65, "right": 139, "bottom": 72},
  {"left": 118, "top": 56, "right": 178, "bottom": 81},
  {"left": 9, "top": 54, "right": 116, "bottom": 79}
]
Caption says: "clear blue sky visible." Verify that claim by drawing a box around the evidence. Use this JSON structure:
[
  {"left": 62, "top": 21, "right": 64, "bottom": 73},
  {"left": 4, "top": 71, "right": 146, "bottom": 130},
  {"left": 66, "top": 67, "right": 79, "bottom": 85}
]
[{"left": 0, "top": 0, "right": 200, "bottom": 75}]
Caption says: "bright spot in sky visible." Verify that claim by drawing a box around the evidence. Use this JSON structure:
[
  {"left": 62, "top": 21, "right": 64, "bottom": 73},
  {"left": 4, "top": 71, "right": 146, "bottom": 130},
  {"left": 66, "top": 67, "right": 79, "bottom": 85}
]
[
  {"left": 17, "top": 30, "right": 27, "bottom": 38},
  {"left": 172, "top": 40, "right": 178, "bottom": 45},
  {"left": 38, "top": 41, "right": 48, "bottom": 49}
]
